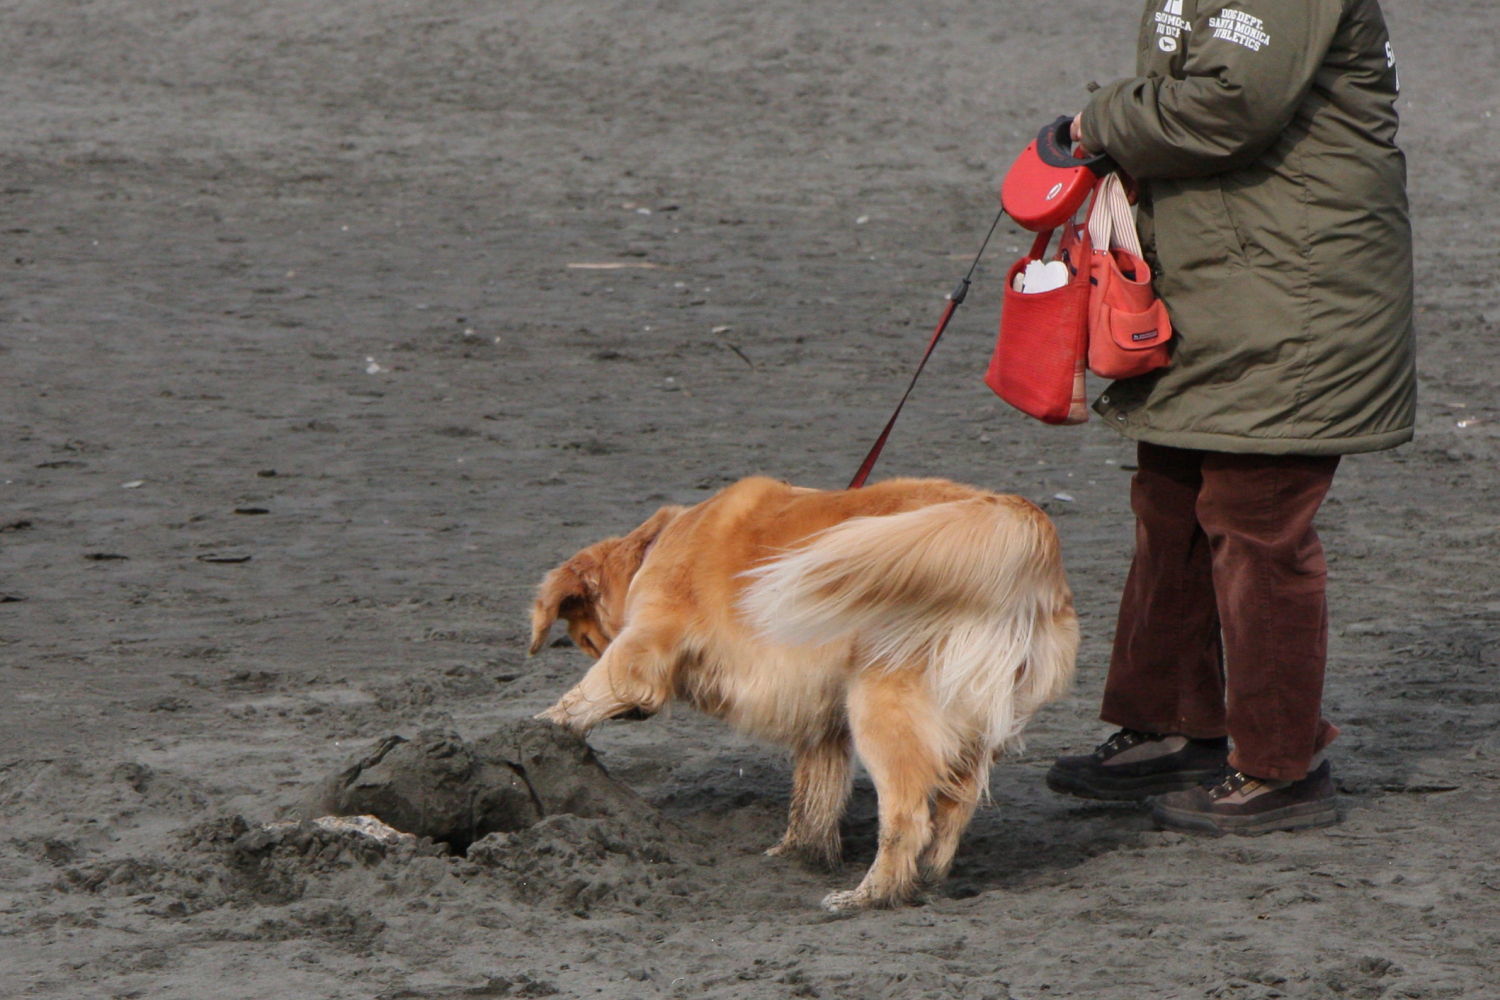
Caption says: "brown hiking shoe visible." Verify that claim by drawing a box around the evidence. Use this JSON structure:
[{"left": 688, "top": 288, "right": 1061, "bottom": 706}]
[
  {"left": 1046, "top": 729, "right": 1229, "bottom": 802},
  {"left": 1151, "top": 760, "right": 1339, "bottom": 835}
]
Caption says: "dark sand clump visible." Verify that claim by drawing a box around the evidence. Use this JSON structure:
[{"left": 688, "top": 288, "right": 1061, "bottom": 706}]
[{"left": 301, "top": 718, "right": 658, "bottom": 851}]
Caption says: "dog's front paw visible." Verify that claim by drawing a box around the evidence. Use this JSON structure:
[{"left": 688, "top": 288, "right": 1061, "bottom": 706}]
[
  {"left": 534, "top": 700, "right": 587, "bottom": 732},
  {"left": 820, "top": 887, "right": 874, "bottom": 913}
]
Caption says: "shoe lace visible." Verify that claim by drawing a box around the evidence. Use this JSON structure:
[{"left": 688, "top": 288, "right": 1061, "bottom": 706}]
[
  {"left": 1205, "top": 768, "right": 1258, "bottom": 801},
  {"left": 1093, "top": 728, "right": 1155, "bottom": 760}
]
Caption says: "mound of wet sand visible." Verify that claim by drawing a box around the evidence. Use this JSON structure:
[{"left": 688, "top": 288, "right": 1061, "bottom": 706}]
[
  {"left": 301, "top": 718, "right": 653, "bottom": 852},
  {"left": 45, "top": 719, "right": 696, "bottom": 947},
  {"left": 279, "top": 718, "right": 690, "bottom": 914}
]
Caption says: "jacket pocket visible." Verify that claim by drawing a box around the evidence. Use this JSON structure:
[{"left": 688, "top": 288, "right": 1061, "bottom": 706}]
[
  {"left": 1214, "top": 179, "right": 1250, "bottom": 265},
  {"left": 1150, "top": 179, "right": 1248, "bottom": 282}
]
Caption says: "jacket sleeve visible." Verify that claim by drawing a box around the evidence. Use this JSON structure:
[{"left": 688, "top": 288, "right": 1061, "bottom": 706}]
[{"left": 1081, "top": 0, "right": 1342, "bottom": 179}]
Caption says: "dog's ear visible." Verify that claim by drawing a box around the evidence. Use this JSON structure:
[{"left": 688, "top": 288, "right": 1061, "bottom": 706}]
[
  {"left": 527, "top": 506, "right": 685, "bottom": 656},
  {"left": 612, "top": 505, "right": 686, "bottom": 569},
  {"left": 528, "top": 554, "right": 598, "bottom": 656}
]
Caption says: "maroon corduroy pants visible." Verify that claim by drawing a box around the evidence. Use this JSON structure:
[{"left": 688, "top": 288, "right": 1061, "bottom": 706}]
[{"left": 1101, "top": 442, "right": 1341, "bottom": 781}]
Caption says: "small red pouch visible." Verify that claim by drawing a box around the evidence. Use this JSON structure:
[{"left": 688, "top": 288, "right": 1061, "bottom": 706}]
[
  {"left": 984, "top": 222, "right": 1091, "bottom": 425},
  {"left": 1084, "top": 175, "right": 1172, "bottom": 379}
]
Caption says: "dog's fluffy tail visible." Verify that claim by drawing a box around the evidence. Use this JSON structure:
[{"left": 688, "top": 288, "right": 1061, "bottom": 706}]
[{"left": 740, "top": 495, "right": 1077, "bottom": 753}]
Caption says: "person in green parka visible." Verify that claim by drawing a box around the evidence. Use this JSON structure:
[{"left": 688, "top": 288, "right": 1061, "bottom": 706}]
[{"left": 1044, "top": 0, "right": 1416, "bottom": 833}]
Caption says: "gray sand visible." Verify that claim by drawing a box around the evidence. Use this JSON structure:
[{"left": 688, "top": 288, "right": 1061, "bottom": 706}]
[{"left": 2, "top": 1, "right": 1497, "bottom": 998}]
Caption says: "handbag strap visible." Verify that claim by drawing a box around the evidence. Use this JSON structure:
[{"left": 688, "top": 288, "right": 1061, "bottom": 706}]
[
  {"left": 1086, "top": 173, "right": 1142, "bottom": 257},
  {"left": 1028, "top": 228, "right": 1053, "bottom": 260}
]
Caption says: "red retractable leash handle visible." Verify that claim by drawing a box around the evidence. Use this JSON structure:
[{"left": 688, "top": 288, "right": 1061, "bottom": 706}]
[
  {"left": 846, "top": 116, "right": 1114, "bottom": 489},
  {"left": 1002, "top": 116, "right": 1114, "bottom": 231},
  {"left": 847, "top": 205, "right": 1005, "bottom": 490}
]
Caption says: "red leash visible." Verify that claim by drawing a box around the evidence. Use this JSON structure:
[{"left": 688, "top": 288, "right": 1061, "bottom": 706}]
[{"left": 848, "top": 207, "right": 1006, "bottom": 489}]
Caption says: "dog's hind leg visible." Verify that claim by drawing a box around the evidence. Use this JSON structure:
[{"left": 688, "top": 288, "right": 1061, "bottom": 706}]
[
  {"left": 538, "top": 624, "right": 676, "bottom": 733},
  {"left": 767, "top": 728, "right": 851, "bottom": 870},
  {"left": 821, "top": 671, "right": 941, "bottom": 912},
  {"left": 919, "top": 748, "right": 987, "bottom": 887}
]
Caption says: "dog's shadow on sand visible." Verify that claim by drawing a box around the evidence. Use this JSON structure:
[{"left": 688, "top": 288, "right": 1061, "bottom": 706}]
[
  {"left": 649, "top": 753, "right": 1155, "bottom": 898},
  {"left": 943, "top": 794, "right": 1157, "bottom": 898},
  {"left": 837, "top": 778, "right": 1158, "bottom": 898}
]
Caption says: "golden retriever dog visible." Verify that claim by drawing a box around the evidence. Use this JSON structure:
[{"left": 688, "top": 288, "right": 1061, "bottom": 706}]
[{"left": 528, "top": 476, "right": 1077, "bottom": 911}]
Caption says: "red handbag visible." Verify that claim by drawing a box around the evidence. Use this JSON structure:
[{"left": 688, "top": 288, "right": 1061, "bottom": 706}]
[
  {"left": 984, "top": 219, "right": 1091, "bottom": 425},
  {"left": 1085, "top": 174, "right": 1172, "bottom": 379}
]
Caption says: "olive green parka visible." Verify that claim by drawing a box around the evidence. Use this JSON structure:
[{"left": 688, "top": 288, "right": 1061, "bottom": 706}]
[{"left": 1080, "top": 0, "right": 1416, "bottom": 454}]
